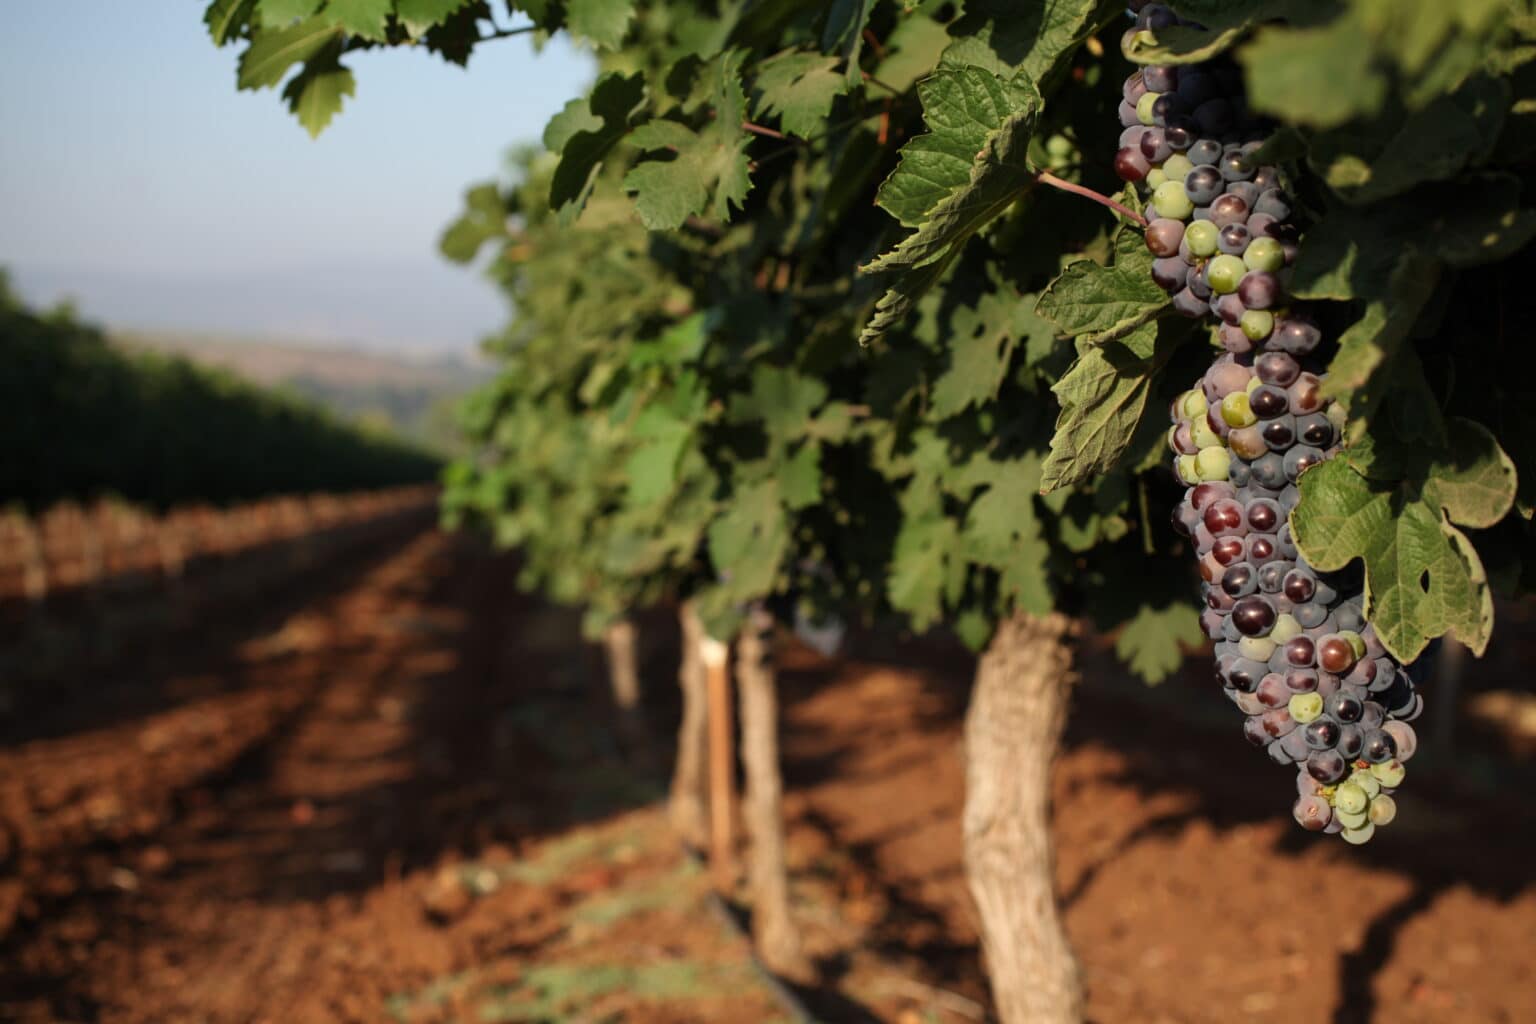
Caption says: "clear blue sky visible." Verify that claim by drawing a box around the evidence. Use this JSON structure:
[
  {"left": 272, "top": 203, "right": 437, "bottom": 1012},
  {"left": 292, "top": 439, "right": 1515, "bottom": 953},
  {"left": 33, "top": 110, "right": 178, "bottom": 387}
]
[{"left": 0, "top": 5, "right": 593, "bottom": 356}]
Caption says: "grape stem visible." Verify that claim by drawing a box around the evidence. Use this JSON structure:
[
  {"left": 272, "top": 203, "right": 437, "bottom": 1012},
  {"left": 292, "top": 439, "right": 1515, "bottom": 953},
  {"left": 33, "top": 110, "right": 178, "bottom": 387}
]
[{"left": 1033, "top": 170, "right": 1147, "bottom": 227}]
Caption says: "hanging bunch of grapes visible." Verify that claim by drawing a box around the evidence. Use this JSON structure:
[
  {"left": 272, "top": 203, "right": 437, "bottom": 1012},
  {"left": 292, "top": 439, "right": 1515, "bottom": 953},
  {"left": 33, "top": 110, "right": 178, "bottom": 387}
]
[{"left": 1118, "top": 3, "right": 1423, "bottom": 843}]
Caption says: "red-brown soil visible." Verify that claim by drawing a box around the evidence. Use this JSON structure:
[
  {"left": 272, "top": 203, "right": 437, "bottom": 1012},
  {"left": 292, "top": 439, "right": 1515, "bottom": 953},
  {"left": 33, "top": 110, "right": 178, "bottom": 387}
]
[{"left": 2, "top": 527, "right": 1533, "bottom": 1023}]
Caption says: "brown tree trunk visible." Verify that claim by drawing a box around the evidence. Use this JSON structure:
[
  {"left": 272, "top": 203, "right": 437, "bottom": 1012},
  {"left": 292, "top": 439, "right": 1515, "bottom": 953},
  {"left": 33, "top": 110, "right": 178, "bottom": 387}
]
[
  {"left": 735, "top": 605, "right": 811, "bottom": 980},
  {"left": 669, "top": 600, "right": 710, "bottom": 850},
  {"left": 963, "top": 611, "right": 1084, "bottom": 1024},
  {"left": 602, "top": 617, "right": 650, "bottom": 763}
]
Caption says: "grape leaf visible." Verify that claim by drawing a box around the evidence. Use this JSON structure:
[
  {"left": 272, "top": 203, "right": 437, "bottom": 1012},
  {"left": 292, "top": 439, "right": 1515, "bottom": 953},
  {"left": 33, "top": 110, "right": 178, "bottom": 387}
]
[
  {"left": 822, "top": 0, "right": 875, "bottom": 86},
  {"left": 872, "top": 14, "right": 950, "bottom": 93},
  {"left": 780, "top": 442, "right": 822, "bottom": 510},
  {"left": 859, "top": 68, "right": 1041, "bottom": 344},
  {"left": 962, "top": 457, "right": 1052, "bottom": 615},
  {"left": 942, "top": 0, "right": 1116, "bottom": 88},
  {"left": 257, "top": 0, "right": 321, "bottom": 29},
  {"left": 730, "top": 366, "right": 829, "bottom": 448},
  {"left": 1292, "top": 418, "right": 1518, "bottom": 660},
  {"left": 206, "top": 0, "right": 257, "bottom": 44},
  {"left": 625, "top": 406, "right": 691, "bottom": 506},
  {"left": 1310, "top": 76, "right": 1507, "bottom": 204},
  {"left": 1114, "top": 601, "right": 1204, "bottom": 684},
  {"left": 887, "top": 490, "right": 964, "bottom": 631},
  {"left": 623, "top": 52, "right": 751, "bottom": 229},
  {"left": 282, "top": 57, "right": 355, "bottom": 137},
  {"left": 548, "top": 72, "right": 647, "bottom": 222},
  {"left": 928, "top": 289, "right": 1027, "bottom": 420},
  {"left": 753, "top": 50, "right": 849, "bottom": 138},
  {"left": 439, "top": 183, "right": 507, "bottom": 262},
  {"left": 567, "top": 0, "right": 635, "bottom": 49},
  {"left": 237, "top": 17, "right": 341, "bottom": 88},
  {"left": 1039, "top": 320, "right": 1168, "bottom": 494},
  {"left": 1035, "top": 226, "right": 1168, "bottom": 345},
  {"left": 325, "top": 0, "right": 392, "bottom": 40},
  {"left": 1242, "top": 0, "right": 1510, "bottom": 129},
  {"left": 708, "top": 478, "right": 789, "bottom": 596},
  {"left": 395, "top": 0, "right": 470, "bottom": 36}
]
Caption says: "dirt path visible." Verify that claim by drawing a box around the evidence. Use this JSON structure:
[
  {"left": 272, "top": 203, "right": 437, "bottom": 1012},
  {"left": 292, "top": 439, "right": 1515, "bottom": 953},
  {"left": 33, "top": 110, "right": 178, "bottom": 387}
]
[
  {"left": 3, "top": 527, "right": 1532, "bottom": 1023},
  {"left": 775, "top": 640, "right": 1536, "bottom": 1024}
]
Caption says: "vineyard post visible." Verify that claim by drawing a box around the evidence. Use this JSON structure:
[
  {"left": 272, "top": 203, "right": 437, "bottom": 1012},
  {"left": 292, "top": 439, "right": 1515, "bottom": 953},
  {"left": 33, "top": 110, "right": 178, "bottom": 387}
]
[
  {"left": 734, "top": 603, "right": 809, "bottom": 979},
  {"left": 701, "top": 634, "right": 736, "bottom": 891},
  {"left": 963, "top": 612, "right": 1084, "bottom": 1024},
  {"left": 669, "top": 600, "right": 710, "bottom": 849}
]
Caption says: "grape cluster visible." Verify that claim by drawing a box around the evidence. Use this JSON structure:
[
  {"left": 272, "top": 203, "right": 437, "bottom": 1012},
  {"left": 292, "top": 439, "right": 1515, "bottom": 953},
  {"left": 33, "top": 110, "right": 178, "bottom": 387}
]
[{"left": 1121, "top": 3, "right": 1423, "bottom": 843}]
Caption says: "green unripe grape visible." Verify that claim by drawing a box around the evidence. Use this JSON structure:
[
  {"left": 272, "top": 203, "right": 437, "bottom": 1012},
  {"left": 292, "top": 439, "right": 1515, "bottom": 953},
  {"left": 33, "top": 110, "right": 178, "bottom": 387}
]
[
  {"left": 1246, "top": 375, "right": 1261, "bottom": 394},
  {"left": 1184, "top": 220, "right": 1219, "bottom": 257},
  {"left": 1220, "top": 391, "right": 1257, "bottom": 428},
  {"left": 1045, "top": 134, "right": 1074, "bottom": 158},
  {"left": 1146, "top": 167, "right": 1168, "bottom": 188},
  {"left": 1152, "top": 180, "right": 1194, "bottom": 220},
  {"left": 1335, "top": 807, "right": 1369, "bottom": 830},
  {"left": 1341, "top": 822, "right": 1376, "bottom": 845},
  {"left": 1337, "top": 630, "right": 1367, "bottom": 661},
  {"left": 1270, "top": 613, "right": 1302, "bottom": 645},
  {"left": 1137, "top": 91, "right": 1160, "bottom": 126},
  {"left": 1194, "top": 445, "right": 1231, "bottom": 481},
  {"left": 1176, "top": 453, "right": 1199, "bottom": 483},
  {"left": 1289, "top": 692, "right": 1324, "bottom": 724},
  {"left": 1178, "top": 389, "right": 1208, "bottom": 420},
  {"left": 1207, "top": 254, "right": 1246, "bottom": 294},
  {"left": 1238, "top": 635, "right": 1276, "bottom": 662},
  {"left": 1243, "top": 236, "right": 1285, "bottom": 272},
  {"left": 1370, "top": 760, "right": 1406, "bottom": 787},
  {"left": 1367, "top": 794, "right": 1397, "bottom": 826},
  {"left": 1350, "top": 770, "right": 1381, "bottom": 799},
  {"left": 1240, "top": 309, "right": 1274, "bottom": 341},
  {"left": 1162, "top": 153, "right": 1194, "bottom": 182},
  {"left": 1334, "top": 782, "right": 1368, "bottom": 815},
  {"left": 1190, "top": 417, "right": 1220, "bottom": 450}
]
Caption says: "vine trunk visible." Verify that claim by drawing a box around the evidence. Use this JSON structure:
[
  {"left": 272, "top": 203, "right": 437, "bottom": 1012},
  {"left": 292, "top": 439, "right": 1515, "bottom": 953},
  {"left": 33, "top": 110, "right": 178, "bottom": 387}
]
[{"left": 963, "top": 611, "right": 1084, "bottom": 1024}]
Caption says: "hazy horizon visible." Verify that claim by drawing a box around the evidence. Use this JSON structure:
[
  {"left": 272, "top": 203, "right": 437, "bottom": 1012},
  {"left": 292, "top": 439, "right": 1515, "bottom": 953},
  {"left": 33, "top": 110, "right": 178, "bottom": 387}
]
[{"left": 0, "top": 5, "right": 594, "bottom": 357}]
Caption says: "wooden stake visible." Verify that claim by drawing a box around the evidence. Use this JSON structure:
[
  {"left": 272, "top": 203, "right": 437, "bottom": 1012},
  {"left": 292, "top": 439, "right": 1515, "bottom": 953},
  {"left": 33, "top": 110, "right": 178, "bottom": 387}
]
[{"left": 702, "top": 635, "right": 736, "bottom": 892}]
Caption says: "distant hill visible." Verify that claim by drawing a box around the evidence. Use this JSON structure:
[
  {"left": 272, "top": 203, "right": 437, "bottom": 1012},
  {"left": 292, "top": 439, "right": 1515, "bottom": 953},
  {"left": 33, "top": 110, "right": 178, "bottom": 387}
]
[{"left": 112, "top": 331, "right": 492, "bottom": 455}]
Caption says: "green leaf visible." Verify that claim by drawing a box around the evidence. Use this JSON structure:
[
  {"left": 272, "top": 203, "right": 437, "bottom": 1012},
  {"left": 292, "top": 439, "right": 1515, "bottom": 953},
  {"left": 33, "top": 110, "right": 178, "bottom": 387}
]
[
  {"left": 1039, "top": 319, "right": 1167, "bottom": 494},
  {"left": 1114, "top": 601, "right": 1203, "bottom": 684},
  {"left": 325, "top": 0, "right": 392, "bottom": 40},
  {"left": 206, "top": 0, "right": 257, "bottom": 45},
  {"left": 1292, "top": 419, "right": 1517, "bottom": 660},
  {"left": 708, "top": 479, "right": 789, "bottom": 596},
  {"left": 731, "top": 366, "right": 828, "bottom": 448},
  {"left": 237, "top": 18, "right": 341, "bottom": 89},
  {"left": 963, "top": 457, "right": 1052, "bottom": 614},
  {"left": 567, "top": 0, "right": 635, "bottom": 49},
  {"left": 780, "top": 442, "right": 822, "bottom": 510},
  {"left": 623, "top": 53, "right": 751, "bottom": 229},
  {"left": 257, "top": 0, "right": 321, "bottom": 28},
  {"left": 822, "top": 0, "right": 875, "bottom": 86},
  {"left": 625, "top": 408, "right": 691, "bottom": 506},
  {"left": 887, "top": 495, "right": 961, "bottom": 631},
  {"left": 395, "top": 0, "right": 469, "bottom": 36},
  {"left": 549, "top": 72, "right": 647, "bottom": 222},
  {"left": 942, "top": 0, "right": 1115, "bottom": 87},
  {"left": 1035, "top": 226, "right": 1169, "bottom": 345},
  {"left": 859, "top": 67, "right": 1042, "bottom": 343},
  {"left": 872, "top": 13, "right": 950, "bottom": 93},
  {"left": 282, "top": 58, "right": 355, "bottom": 137},
  {"left": 928, "top": 289, "right": 1026, "bottom": 420},
  {"left": 439, "top": 182, "right": 506, "bottom": 263},
  {"left": 1308, "top": 75, "right": 1506, "bottom": 204},
  {"left": 753, "top": 50, "right": 849, "bottom": 138},
  {"left": 1241, "top": 0, "right": 1510, "bottom": 129}
]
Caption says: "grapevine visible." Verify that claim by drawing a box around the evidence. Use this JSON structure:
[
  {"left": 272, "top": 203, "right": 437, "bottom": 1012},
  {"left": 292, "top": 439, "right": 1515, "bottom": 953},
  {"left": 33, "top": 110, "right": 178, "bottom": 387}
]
[{"left": 1117, "top": 3, "right": 1420, "bottom": 842}]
